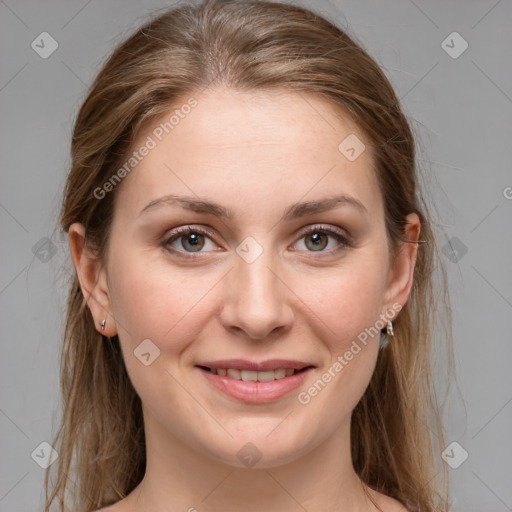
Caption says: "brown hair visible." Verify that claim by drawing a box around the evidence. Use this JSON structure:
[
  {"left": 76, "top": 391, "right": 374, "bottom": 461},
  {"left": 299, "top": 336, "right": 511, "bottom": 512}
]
[{"left": 46, "top": 1, "right": 455, "bottom": 510}]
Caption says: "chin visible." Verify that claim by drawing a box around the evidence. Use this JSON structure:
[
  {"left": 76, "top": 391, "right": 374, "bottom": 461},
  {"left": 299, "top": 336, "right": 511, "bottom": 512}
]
[{"left": 196, "top": 424, "right": 315, "bottom": 470}]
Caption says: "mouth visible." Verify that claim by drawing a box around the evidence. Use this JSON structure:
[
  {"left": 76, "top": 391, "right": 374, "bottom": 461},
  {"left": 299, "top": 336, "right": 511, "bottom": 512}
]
[
  {"left": 196, "top": 365, "right": 313, "bottom": 381},
  {"left": 195, "top": 359, "right": 316, "bottom": 403}
]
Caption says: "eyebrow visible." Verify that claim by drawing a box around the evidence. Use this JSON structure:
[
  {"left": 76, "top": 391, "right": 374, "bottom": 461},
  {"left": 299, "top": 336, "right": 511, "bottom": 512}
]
[{"left": 138, "top": 194, "right": 368, "bottom": 220}]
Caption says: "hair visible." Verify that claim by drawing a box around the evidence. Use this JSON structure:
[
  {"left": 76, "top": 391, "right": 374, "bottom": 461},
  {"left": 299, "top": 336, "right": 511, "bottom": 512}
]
[{"left": 45, "top": 0, "right": 456, "bottom": 510}]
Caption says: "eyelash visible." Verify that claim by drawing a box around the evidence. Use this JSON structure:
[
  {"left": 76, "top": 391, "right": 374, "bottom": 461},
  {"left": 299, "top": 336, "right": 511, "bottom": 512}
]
[{"left": 162, "top": 224, "right": 352, "bottom": 259}]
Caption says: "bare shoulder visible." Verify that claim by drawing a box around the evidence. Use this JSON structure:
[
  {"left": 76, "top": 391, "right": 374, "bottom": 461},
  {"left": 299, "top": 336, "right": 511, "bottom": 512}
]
[
  {"left": 368, "top": 488, "right": 411, "bottom": 512},
  {"left": 385, "top": 496, "right": 411, "bottom": 512},
  {"left": 91, "top": 501, "right": 126, "bottom": 512},
  {"left": 91, "top": 484, "right": 140, "bottom": 512}
]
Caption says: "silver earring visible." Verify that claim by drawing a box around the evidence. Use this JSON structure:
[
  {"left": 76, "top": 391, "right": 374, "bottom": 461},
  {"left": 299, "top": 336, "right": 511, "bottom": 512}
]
[
  {"left": 100, "top": 319, "right": 106, "bottom": 332},
  {"left": 386, "top": 320, "right": 394, "bottom": 336}
]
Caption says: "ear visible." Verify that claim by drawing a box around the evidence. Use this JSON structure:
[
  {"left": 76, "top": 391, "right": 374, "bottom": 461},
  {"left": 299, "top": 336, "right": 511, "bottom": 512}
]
[
  {"left": 68, "top": 222, "right": 117, "bottom": 337},
  {"left": 382, "top": 212, "right": 421, "bottom": 315}
]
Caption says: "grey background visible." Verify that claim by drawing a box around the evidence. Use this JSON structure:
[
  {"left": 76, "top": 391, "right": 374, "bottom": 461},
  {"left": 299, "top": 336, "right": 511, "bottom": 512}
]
[{"left": 1, "top": 0, "right": 511, "bottom": 510}]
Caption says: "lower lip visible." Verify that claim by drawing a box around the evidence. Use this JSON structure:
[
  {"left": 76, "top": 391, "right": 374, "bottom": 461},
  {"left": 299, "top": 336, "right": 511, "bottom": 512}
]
[{"left": 197, "top": 367, "right": 313, "bottom": 403}]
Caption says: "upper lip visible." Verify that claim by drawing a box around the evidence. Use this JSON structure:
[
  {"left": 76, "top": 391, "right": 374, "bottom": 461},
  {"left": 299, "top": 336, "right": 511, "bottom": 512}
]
[{"left": 195, "top": 359, "right": 315, "bottom": 372}]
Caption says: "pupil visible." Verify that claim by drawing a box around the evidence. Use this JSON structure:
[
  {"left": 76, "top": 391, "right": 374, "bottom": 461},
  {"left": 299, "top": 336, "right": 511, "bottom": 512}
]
[
  {"left": 308, "top": 232, "right": 327, "bottom": 251},
  {"left": 188, "top": 233, "right": 200, "bottom": 245},
  {"left": 182, "top": 232, "right": 204, "bottom": 252}
]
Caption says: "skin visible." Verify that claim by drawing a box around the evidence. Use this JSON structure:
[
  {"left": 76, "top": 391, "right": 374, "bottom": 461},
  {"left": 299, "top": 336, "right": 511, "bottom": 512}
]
[{"left": 69, "top": 87, "right": 419, "bottom": 512}]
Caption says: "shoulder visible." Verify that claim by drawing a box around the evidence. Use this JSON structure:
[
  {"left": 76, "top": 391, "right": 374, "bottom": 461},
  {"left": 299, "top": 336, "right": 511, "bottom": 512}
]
[
  {"left": 91, "top": 504, "right": 122, "bottom": 512},
  {"left": 91, "top": 487, "right": 136, "bottom": 511},
  {"left": 368, "top": 488, "right": 411, "bottom": 512}
]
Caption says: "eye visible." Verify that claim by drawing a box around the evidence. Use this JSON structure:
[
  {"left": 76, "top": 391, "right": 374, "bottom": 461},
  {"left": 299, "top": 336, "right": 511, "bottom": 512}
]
[
  {"left": 162, "top": 224, "right": 351, "bottom": 259},
  {"left": 163, "top": 226, "right": 218, "bottom": 257},
  {"left": 292, "top": 225, "right": 351, "bottom": 255}
]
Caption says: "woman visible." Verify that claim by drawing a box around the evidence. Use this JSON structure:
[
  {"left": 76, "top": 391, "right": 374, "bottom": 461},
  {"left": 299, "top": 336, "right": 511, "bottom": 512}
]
[{"left": 45, "top": 0, "right": 453, "bottom": 510}]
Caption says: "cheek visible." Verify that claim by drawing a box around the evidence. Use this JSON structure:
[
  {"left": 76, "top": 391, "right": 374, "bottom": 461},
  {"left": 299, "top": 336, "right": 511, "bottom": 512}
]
[
  {"left": 299, "top": 262, "right": 386, "bottom": 347},
  {"left": 293, "top": 268, "right": 384, "bottom": 422},
  {"left": 108, "top": 248, "right": 218, "bottom": 351}
]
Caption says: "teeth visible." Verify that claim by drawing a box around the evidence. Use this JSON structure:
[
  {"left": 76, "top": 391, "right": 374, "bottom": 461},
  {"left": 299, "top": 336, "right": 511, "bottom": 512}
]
[
  {"left": 227, "top": 369, "right": 241, "bottom": 379},
  {"left": 211, "top": 368, "right": 299, "bottom": 381},
  {"left": 241, "top": 370, "right": 258, "bottom": 382}
]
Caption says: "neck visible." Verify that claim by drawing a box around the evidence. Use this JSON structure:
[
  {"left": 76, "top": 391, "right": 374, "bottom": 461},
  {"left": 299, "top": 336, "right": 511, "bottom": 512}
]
[{"left": 125, "top": 407, "right": 374, "bottom": 512}]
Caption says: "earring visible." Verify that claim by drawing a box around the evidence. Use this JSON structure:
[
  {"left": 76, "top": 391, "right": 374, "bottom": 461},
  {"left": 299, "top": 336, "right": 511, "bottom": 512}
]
[
  {"left": 386, "top": 320, "right": 394, "bottom": 337},
  {"left": 100, "top": 319, "right": 106, "bottom": 332}
]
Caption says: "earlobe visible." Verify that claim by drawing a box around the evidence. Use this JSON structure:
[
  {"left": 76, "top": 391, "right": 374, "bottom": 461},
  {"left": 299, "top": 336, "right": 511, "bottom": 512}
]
[
  {"left": 68, "top": 223, "right": 117, "bottom": 337},
  {"left": 383, "top": 212, "right": 421, "bottom": 314}
]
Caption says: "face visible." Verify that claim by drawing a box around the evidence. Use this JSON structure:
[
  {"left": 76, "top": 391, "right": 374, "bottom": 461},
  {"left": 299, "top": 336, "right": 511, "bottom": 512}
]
[{"left": 73, "top": 87, "right": 419, "bottom": 469}]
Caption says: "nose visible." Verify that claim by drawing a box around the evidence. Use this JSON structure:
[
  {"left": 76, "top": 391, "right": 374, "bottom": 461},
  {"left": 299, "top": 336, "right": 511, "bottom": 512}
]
[{"left": 219, "top": 245, "right": 294, "bottom": 341}]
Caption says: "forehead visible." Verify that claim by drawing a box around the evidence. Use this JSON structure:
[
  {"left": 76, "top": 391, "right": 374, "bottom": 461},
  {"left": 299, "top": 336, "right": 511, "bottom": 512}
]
[
  {"left": 113, "top": 87, "right": 382, "bottom": 222},
  {"left": 164, "top": 87, "right": 364, "bottom": 148}
]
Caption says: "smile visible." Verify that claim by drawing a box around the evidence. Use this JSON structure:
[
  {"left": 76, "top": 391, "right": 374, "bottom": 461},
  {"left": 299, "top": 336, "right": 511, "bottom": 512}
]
[
  {"left": 199, "top": 366, "right": 307, "bottom": 381},
  {"left": 196, "top": 363, "right": 315, "bottom": 403}
]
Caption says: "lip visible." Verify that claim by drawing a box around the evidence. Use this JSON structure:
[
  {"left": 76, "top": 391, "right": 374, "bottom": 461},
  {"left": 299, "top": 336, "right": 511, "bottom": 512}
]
[
  {"left": 195, "top": 359, "right": 313, "bottom": 372},
  {"left": 195, "top": 361, "right": 315, "bottom": 403}
]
